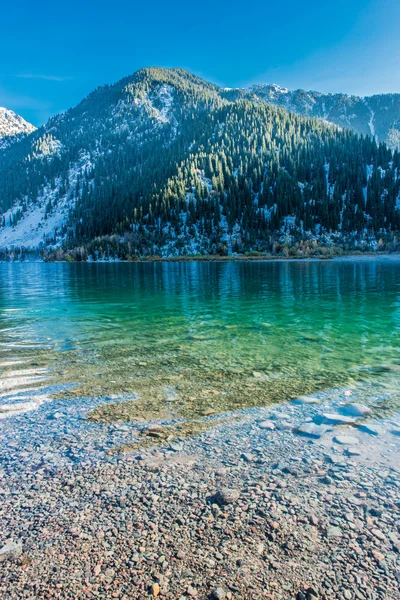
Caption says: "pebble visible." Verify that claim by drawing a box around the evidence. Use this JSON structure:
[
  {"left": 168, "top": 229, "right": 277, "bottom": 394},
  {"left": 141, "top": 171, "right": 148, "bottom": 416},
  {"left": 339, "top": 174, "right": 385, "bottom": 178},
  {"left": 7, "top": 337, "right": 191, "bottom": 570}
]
[
  {"left": 214, "top": 488, "right": 240, "bottom": 505},
  {"left": 211, "top": 587, "right": 227, "bottom": 599},
  {"left": 371, "top": 529, "right": 386, "bottom": 541}
]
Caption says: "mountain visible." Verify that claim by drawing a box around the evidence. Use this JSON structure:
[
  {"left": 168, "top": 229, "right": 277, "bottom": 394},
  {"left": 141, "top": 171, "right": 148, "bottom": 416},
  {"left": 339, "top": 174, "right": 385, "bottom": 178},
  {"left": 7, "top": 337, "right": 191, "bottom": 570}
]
[
  {"left": 222, "top": 85, "right": 400, "bottom": 151},
  {"left": 0, "top": 68, "right": 399, "bottom": 259},
  {"left": 0, "top": 108, "right": 36, "bottom": 150}
]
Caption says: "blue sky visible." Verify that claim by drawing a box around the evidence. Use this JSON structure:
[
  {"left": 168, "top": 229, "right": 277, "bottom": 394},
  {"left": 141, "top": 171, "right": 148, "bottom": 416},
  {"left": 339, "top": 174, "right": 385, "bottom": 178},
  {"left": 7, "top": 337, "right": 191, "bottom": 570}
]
[{"left": 1, "top": 0, "right": 399, "bottom": 126}]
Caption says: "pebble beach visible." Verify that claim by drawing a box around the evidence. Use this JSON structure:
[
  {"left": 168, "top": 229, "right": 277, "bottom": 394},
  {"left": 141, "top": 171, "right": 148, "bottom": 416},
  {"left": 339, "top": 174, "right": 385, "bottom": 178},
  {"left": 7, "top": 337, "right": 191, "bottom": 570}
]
[{"left": 0, "top": 384, "right": 399, "bottom": 600}]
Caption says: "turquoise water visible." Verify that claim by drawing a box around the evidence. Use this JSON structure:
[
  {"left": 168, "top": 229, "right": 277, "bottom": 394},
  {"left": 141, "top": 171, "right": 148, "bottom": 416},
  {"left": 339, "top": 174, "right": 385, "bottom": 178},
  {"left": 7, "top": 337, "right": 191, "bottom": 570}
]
[{"left": 1, "top": 259, "right": 400, "bottom": 434}]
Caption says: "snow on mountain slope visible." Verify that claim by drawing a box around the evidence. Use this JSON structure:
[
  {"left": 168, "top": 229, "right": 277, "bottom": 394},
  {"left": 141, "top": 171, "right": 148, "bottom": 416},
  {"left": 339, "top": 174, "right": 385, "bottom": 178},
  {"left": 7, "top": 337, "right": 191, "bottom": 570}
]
[
  {"left": 0, "top": 108, "right": 36, "bottom": 150},
  {"left": 0, "top": 151, "right": 93, "bottom": 250}
]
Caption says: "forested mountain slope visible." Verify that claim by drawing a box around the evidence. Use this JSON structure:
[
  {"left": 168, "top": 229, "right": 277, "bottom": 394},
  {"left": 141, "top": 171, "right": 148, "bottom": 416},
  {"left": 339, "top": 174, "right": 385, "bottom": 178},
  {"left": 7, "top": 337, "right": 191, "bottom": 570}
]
[{"left": 0, "top": 68, "right": 399, "bottom": 259}]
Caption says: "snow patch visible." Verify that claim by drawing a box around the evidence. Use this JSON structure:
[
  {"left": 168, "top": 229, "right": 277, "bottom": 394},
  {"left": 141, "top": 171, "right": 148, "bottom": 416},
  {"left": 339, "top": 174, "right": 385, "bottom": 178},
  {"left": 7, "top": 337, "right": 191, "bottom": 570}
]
[{"left": 0, "top": 151, "right": 93, "bottom": 250}]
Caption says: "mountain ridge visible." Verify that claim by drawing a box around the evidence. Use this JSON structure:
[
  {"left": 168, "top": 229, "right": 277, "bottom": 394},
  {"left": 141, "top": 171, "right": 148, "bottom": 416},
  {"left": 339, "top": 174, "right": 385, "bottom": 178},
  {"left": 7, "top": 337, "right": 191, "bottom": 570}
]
[{"left": 222, "top": 83, "right": 400, "bottom": 150}]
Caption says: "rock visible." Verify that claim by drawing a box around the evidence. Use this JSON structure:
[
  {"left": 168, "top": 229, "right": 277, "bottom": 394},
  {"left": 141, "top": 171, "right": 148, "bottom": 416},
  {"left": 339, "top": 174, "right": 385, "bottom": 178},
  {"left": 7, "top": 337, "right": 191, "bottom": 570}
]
[
  {"left": 276, "top": 421, "right": 293, "bottom": 431},
  {"left": 270, "top": 411, "right": 291, "bottom": 420},
  {"left": 186, "top": 585, "right": 198, "bottom": 597},
  {"left": 322, "top": 413, "right": 357, "bottom": 425},
  {"left": 252, "top": 371, "right": 263, "bottom": 378},
  {"left": 334, "top": 435, "right": 359, "bottom": 445},
  {"left": 145, "top": 425, "right": 164, "bottom": 433},
  {"left": 371, "top": 549, "right": 385, "bottom": 561},
  {"left": 294, "top": 423, "right": 328, "bottom": 439},
  {"left": 214, "top": 488, "right": 240, "bottom": 505},
  {"left": 0, "top": 541, "right": 22, "bottom": 562},
  {"left": 200, "top": 408, "right": 215, "bottom": 416},
  {"left": 151, "top": 582, "right": 160, "bottom": 597},
  {"left": 169, "top": 442, "right": 183, "bottom": 452},
  {"left": 292, "top": 397, "right": 320, "bottom": 405},
  {"left": 257, "top": 420, "right": 275, "bottom": 430},
  {"left": 327, "top": 526, "right": 343, "bottom": 538},
  {"left": 340, "top": 404, "right": 372, "bottom": 417},
  {"left": 371, "top": 528, "right": 386, "bottom": 541},
  {"left": 240, "top": 452, "right": 254, "bottom": 463},
  {"left": 321, "top": 475, "right": 333, "bottom": 485},
  {"left": 211, "top": 587, "right": 227, "bottom": 599},
  {"left": 104, "top": 568, "right": 115, "bottom": 580}
]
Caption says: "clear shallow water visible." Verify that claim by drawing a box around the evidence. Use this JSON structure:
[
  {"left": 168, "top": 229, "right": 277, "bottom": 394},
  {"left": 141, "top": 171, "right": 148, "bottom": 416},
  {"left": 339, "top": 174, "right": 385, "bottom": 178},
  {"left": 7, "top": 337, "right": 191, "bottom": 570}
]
[{"left": 1, "top": 259, "right": 400, "bottom": 438}]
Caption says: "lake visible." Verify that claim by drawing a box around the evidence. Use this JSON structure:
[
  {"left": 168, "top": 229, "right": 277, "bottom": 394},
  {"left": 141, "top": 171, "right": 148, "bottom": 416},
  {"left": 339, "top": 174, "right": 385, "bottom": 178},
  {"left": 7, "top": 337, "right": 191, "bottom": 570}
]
[{"left": 1, "top": 258, "right": 400, "bottom": 437}]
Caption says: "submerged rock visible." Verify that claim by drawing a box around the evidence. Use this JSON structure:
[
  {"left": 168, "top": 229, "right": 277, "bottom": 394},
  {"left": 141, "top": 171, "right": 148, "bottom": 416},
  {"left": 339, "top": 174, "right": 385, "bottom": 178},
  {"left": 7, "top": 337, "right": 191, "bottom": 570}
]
[
  {"left": 252, "top": 371, "right": 263, "bottom": 378},
  {"left": 322, "top": 413, "right": 357, "bottom": 425},
  {"left": 294, "top": 423, "right": 328, "bottom": 439},
  {"left": 257, "top": 420, "right": 276, "bottom": 430},
  {"left": 292, "top": 397, "right": 320, "bottom": 405},
  {"left": 339, "top": 403, "right": 372, "bottom": 417}
]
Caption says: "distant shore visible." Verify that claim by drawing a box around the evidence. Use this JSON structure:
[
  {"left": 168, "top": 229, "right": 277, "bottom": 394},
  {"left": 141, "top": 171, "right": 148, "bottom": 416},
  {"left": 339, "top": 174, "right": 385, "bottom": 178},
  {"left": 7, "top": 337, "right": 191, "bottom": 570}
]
[
  {"left": 3, "top": 250, "right": 400, "bottom": 264},
  {"left": 119, "top": 251, "right": 400, "bottom": 263}
]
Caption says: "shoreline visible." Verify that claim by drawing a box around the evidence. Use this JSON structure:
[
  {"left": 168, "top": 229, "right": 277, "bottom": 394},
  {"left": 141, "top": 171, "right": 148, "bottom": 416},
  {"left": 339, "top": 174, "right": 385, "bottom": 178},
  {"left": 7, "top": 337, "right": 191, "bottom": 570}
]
[{"left": 2, "top": 251, "right": 400, "bottom": 265}]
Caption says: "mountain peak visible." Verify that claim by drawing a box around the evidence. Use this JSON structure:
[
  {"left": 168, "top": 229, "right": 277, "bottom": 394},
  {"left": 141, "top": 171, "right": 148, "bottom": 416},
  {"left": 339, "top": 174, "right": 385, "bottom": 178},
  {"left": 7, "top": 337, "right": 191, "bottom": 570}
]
[{"left": 0, "top": 108, "right": 36, "bottom": 150}]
